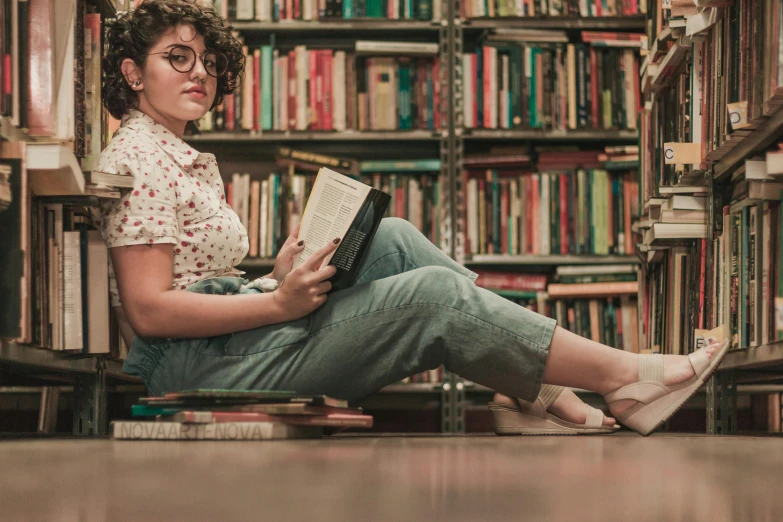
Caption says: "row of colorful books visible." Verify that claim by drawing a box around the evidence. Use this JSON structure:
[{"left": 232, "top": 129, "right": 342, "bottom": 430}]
[
  {"left": 463, "top": 35, "right": 642, "bottom": 131},
  {"left": 461, "top": 0, "right": 644, "bottom": 18},
  {"left": 474, "top": 264, "right": 640, "bottom": 352},
  {"left": 203, "top": 0, "right": 439, "bottom": 21},
  {"left": 197, "top": 45, "right": 442, "bottom": 134},
  {"left": 463, "top": 167, "right": 639, "bottom": 257}
]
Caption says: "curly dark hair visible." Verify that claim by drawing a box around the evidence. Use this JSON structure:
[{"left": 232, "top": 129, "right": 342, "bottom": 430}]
[{"left": 102, "top": 0, "right": 244, "bottom": 120}]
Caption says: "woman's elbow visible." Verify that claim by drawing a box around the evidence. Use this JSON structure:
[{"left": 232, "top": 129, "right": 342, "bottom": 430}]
[{"left": 123, "top": 297, "right": 166, "bottom": 338}]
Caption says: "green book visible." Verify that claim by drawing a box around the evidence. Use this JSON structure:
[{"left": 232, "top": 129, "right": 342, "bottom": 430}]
[
  {"left": 261, "top": 46, "right": 273, "bottom": 131},
  {"left": 741, "top": 206, "right": 749, "bottom": 348},
  {"left": 359, "top": 159, "right": 441, "bottom": 173}
]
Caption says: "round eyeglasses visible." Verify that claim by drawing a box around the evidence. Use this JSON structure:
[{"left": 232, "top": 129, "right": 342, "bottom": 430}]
[{"left": 148, "top": 45, "right": 229, "bottom": 78}]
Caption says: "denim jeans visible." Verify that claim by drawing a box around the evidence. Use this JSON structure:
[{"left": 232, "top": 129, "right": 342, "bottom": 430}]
[{"left": 123, "top": 217, "right": 557, "bottom": 403}]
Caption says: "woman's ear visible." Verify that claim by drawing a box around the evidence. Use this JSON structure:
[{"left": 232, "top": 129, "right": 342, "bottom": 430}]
[{"left": 121, "top": 59, "right": 143, "bottom": 90}]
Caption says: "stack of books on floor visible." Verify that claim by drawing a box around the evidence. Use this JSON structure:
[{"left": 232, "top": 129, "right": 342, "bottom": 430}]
[{"left": 112, "top": 390, "right": 373, "bottom": 440}]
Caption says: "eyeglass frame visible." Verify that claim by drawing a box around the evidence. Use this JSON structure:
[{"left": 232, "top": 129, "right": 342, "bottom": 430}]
[{"left": 147, "top": 44, "right": 229, "bottom": 78}]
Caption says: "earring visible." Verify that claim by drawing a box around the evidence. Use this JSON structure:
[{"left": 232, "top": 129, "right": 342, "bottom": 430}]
[{"left": 133, "top": 80, "right": 141, "bottom": 87}]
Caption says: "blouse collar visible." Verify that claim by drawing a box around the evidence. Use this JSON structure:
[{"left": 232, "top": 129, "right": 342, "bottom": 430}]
[{"left": 121, "top": 110, "right": 200, "bottom": 169}]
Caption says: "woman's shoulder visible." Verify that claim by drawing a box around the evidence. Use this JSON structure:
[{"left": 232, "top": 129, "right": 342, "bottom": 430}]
[{"left": 97, "top": 125, "right": 163, "bottom": 174}]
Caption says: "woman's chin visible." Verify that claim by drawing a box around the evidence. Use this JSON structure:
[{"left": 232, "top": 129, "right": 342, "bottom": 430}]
[{"left": 178, "top": 102, "right": 212, "bottom": 122}]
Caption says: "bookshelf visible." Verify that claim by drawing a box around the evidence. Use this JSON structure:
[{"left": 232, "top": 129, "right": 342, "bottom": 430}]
[
  {"left": 632, "top": 1, "right": 783, "bottom": 435},
  {"left": 1, "top": 0, "right": 655, "bottom": 436}
]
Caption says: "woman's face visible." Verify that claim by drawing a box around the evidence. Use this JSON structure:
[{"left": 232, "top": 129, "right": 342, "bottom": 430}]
[{"left": 134, "top": 24, "right": 218, "bottom": 132}]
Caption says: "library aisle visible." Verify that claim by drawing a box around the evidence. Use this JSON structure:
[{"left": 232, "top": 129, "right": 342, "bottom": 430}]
[{"left": 1, "top": 434, "right": 781, "bottom": 521}]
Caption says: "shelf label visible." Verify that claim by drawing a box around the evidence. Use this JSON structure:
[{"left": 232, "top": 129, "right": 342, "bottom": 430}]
[
  {"left": 728, "top": 101, "right": 751, "bottom": 130},
  {"left": 663, "top": 142, "right": 701, "bottom": 164},
  {"left": 662, "top": 0, "right": 672, "bottom": 9}
]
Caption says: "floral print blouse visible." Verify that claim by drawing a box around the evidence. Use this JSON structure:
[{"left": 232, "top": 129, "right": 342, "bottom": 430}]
[{"left": 97, "top": 110, "right": 249, "bottom": 307}]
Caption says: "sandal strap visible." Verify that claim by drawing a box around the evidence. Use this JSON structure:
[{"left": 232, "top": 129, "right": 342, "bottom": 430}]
[
  {"left": 537, "top": 384, "right": 566, "bottom": 410},
  {"left": 639, "top": 353, "right": 665, "bottom": 383},
  {"left": 584, "top": 405, "right": 605, "bottom": 429}
]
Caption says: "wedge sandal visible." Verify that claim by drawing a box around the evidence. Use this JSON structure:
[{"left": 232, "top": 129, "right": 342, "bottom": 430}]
[
  {"left": 603, "top": 339, "right": 731, "bottom": 436},
  {"left": 490, "top": 384, "right": 620, "bottom": 435}
]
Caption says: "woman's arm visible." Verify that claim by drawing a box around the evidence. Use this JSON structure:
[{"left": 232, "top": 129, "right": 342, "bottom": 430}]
[{"left": 111, "top": 244, "right": 289, "bottom": 339}]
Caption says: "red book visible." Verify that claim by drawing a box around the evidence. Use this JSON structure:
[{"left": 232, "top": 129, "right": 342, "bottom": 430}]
[
  {"left": 226, "top": 182, "right": 233, "bottom": 209},
  {"left": 595, "top": 0, "right": 602, "bottom": 16},
  {"left": 473, "top": 271, "right": 547, "bottom": 291},
  {"left": 294, "top": 0, "right": 301, "bottom": 19},
  {"left": 531, "top": 175, "right": 540, "bottom": 254},
  {"left": 225, "top": 94, "right": 235, "bottom": 130},
  {"left": 483, "top": 46, "right": 492, "bottom": 129},
  {"left": 3, "top": 55, "right": 10, "bottom": 95},
  {"left": 395, "top": 185, "right": 404, "bottom": 218},
  {"left": 288, "top": 51, "right": 296, "bottom": 130},
  {"left": 253, "top": 51, "right": 261, "bottom": 131},
  {"left": 309, "top": 51, "right": 318, "bottom": 130},
  {"left": 324, "top": 51, "right": 333, "bottom": 131},
  {"left": 28, "top": 0, "right": 55, "bottom": 136}
]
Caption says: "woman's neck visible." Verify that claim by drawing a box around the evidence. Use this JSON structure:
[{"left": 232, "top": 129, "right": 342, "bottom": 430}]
[{"left": 136, "top": 98, "right": 187, "bottom": 138}]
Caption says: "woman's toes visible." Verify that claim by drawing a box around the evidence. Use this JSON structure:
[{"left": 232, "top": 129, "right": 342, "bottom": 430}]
[{"left": 605, "top": 415, "right": 617, "bottom": 427}]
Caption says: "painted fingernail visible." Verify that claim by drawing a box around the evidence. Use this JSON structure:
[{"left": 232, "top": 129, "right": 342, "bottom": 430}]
[
  {"left": 333, "top": 238, "right": 340, "bottom": 244},
  {"left": 297, "top": 240, "right": 304, "bottom": 246}
]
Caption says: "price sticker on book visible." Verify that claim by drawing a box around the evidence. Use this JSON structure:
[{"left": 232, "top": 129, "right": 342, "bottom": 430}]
[{"left": 663, "top": 143, "right": 701, "bottom": 165}]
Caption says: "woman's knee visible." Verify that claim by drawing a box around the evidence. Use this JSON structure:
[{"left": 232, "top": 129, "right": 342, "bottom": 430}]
[
  {"left": 406, "top": 266, "right": 469, "bottom": 297},
  {"left": 378, "top": 217, "right": 418, "bottom": 241}
]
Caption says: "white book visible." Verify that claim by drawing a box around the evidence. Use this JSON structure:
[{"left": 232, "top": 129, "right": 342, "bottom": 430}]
[
  {"left": 86, "top": 231, "right": 110, "bottom": 354},
  {"left": 691, "top": 41, "right": 704, "bottom": 148},
  {"left": 540, "top": 174, "right": 550, "bottom": 255},
  {"left": 235, "top": 0, "right": 255, "bottom": 19},
  {"left": 242, "top": 47, "right": 254, "bottom": 131},
  {"left": 280, "top": 56, "right": 289, "bottom": 131},
  {"left": 355, "top": 41, "right": 439, "bottom": 56},
  {"left": 62, "top": 231, "right": 83, "bottom": 352},
  {"left": 463, "top": 55, "right": 474, "bottom": 128},
  {"left": 745, "top": 159, "right": 774, "bottom": 181},
  {"left": 112, "top": 421, "right": 322, "bottom": 440},
  {"left": 296, "top": 46, "right": 308, "bottom": 130},
  {"left": 333, "top": 51, "right": 346, "bottom": 132}
]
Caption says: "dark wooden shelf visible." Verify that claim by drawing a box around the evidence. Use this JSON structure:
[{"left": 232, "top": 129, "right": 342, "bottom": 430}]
[{"left": 186, "top": 130, "right": 442, "bottom": 143}]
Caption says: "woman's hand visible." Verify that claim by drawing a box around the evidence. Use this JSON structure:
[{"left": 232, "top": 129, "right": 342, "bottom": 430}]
[
  {"left": 272, "top": 237, "right": 341, "bottom": 322},
  {"left": 271, "top": 222, "right": 305, "bottom": 283}
]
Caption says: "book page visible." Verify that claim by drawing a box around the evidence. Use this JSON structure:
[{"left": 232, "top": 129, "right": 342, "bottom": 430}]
[{"left": 293, "top": 168, "right": 371, "bottom": 270}]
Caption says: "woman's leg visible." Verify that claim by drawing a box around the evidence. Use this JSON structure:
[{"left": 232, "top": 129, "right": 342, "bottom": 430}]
[{"left": 353, "top": 217, "right": 614, "bottom": 425}]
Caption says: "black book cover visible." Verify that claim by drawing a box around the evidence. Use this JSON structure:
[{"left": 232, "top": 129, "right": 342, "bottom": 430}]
[{"left": 0, "top": 158, "right": 22, "bottom": 338}]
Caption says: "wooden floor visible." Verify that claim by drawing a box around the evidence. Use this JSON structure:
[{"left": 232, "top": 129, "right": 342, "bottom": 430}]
[{"left": 1, "top": 433, "right": 782, "bottom": 521}]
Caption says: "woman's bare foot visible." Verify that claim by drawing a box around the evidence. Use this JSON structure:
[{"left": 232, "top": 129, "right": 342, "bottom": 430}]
[
  {"left": 607, "top": 341, "right": 722, "bottom": 418},
  {"left": 493, "top": 388, "right": 616, "bottom": 428}
]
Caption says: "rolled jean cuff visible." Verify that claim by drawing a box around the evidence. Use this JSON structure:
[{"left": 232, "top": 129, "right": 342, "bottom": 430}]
[{"left": 525, "top": 316, "right": 557, "bottom": 402}]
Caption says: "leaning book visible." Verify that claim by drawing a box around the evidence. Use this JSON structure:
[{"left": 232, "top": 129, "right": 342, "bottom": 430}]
[{"left": 293, "top": 167, "right": 391, "bottom": 292}]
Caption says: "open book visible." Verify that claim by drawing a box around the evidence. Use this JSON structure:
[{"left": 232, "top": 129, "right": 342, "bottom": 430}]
[{"left": 293, "top": 168, "right": 391, "bottom": 292}]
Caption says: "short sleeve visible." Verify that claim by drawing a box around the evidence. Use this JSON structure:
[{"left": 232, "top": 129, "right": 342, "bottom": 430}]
[{"left": 100, "top": 152, "right": 179, "bottom": 248}]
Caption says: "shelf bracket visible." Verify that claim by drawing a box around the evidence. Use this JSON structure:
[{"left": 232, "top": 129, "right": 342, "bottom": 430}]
[
  {"left": 706, "top": 370, "right": 737, "bottom": 435},
  {"left": 72, "top": 359, "right": 108, "bottom": 436}
]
